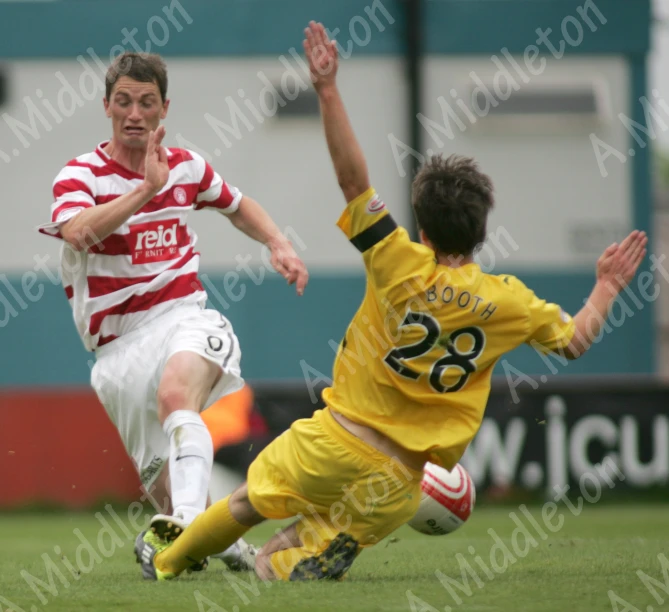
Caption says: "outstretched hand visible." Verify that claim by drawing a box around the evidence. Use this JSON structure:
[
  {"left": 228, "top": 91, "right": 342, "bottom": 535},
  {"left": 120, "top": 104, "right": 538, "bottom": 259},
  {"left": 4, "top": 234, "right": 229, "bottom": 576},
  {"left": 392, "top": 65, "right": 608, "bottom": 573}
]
[
  {"left": 303, "top": 21, "right": 339, "bottom": 92},
  {"left": 270, "top": 241, "right": 309, "bottom": 296},
  {"left": 596, "top": 230, "right": 648, "bottom": 294},
  {"left": 144, "top": 125, "right": 169, "bottom": 194}
]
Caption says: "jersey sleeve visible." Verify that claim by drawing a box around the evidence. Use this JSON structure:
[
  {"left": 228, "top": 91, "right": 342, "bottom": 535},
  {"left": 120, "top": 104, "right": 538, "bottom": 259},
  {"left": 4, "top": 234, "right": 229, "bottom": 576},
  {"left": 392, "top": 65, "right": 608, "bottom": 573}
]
[
  {"left": 336, "top": 187, "right": 436, "bottom": 291},
  {"left": 192, "top": 153, "right": 242, "bottom": 215},
  {"left": 37, "top": 165, "right": 96, "bottom": 240},
  {"left": 508, "top": 276, "right": 576, "bottom": 353}
]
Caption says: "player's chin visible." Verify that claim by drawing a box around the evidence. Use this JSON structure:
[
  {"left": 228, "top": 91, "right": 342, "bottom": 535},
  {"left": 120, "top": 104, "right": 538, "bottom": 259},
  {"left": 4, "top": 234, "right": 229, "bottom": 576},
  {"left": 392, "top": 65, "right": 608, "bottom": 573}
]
[{"left": 121, "top": 133, "right": 149, "bottom": 148}]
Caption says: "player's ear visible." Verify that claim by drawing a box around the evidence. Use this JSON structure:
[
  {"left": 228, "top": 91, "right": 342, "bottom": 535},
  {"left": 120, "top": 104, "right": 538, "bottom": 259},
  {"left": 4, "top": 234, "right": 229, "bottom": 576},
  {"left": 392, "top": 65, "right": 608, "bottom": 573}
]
[
  {"left": 160, "top": 99, "right": 170, "bottom": 120},
  {"left": 103, "top": 98, "right": 112, "bottom": 118}
]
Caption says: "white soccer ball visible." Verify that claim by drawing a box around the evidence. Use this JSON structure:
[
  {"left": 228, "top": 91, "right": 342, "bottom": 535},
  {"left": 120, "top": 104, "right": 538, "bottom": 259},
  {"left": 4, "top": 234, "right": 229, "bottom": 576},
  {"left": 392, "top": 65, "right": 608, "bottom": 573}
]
[{"left": 407, "top": 462, "right": 476, "bottom": 535}]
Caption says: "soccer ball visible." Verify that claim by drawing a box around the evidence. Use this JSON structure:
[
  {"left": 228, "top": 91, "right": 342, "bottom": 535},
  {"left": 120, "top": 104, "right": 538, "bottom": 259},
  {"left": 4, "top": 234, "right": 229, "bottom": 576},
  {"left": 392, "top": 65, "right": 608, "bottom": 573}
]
[{"left": 407, "top": 462, "right": 476, "bottom": 535}]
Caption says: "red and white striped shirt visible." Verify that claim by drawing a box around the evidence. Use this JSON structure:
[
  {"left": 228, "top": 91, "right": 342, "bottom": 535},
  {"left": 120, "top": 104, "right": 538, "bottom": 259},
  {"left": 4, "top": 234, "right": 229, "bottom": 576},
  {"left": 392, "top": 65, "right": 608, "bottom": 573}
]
[{"left": 38, "top": 142, "right": 242, "bottom": 352}]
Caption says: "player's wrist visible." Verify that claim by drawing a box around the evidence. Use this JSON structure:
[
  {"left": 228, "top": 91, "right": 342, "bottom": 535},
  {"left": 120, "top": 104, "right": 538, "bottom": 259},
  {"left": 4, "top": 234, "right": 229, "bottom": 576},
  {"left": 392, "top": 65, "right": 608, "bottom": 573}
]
[
  {"left": 266, "top": 234, "right": 291, "bottom": 253},
  {"left": 589, "top": 281, "right": 618, "bottom": 316},
  {"left": 316, "top": 83, "right": 338, "bottom": 99},
  {"left": 593, "top": 278, "right": 620, "bottom": 301},
  {"left": 137, "top": 181, "right": 161, "bottom": 201}
]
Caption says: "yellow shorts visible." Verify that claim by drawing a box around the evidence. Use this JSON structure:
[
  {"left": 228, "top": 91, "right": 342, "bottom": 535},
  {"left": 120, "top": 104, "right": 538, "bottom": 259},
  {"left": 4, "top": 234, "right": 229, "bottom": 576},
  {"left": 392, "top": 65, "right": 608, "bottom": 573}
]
[{"left": 247, "top": 408, "right": 422, "bottom": 580}]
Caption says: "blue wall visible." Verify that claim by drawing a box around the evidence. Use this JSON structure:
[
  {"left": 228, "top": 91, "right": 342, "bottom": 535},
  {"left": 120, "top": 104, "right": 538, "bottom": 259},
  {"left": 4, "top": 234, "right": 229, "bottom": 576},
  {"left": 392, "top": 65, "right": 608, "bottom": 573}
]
[
  {"left": 0, "top": 270, "right": 653, "bottom": 386},
  {"left": 0, "top": 0, "right": 649, "bottom": 59}
]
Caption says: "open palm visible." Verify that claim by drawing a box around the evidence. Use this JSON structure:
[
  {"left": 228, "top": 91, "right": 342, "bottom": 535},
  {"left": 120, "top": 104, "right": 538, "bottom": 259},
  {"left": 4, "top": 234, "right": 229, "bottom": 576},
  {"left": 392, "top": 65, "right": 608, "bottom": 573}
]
[
  {"left": 303, "top": 21, "right": 339, "bottom": 92},
  {"left": 596, "top": 230, "right": 647, "bottom": 293},
  {"left": 144, "top": 125, "right": 169, "bottom": 193}
]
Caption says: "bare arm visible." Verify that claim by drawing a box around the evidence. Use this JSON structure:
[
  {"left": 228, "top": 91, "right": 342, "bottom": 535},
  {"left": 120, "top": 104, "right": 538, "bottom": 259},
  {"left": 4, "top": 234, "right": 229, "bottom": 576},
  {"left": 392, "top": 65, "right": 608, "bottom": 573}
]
[
  {"left": 61, "top": 126, "right": 169, "bottom": 250},
  {"left": 564, "top": 230, "right": 647, "bottom": 358},
  {"left": 61, "top": 183, "right": 159, "bottom": 249},
  {"left": 304, "top": 22, "right": 370, "bottom": 203},
  {"left": 227, "top": 195, "right": 309, "bottom": 296},
  {"left": 227, "top": 195, "right": 287, "bottom": 247}
]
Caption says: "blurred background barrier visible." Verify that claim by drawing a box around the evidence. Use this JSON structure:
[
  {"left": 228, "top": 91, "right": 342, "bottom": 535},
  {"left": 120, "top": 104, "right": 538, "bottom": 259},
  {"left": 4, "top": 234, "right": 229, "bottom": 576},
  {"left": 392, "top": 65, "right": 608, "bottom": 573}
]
[{"left": 1, "top": 378, "right": 667, "bottom": 509}]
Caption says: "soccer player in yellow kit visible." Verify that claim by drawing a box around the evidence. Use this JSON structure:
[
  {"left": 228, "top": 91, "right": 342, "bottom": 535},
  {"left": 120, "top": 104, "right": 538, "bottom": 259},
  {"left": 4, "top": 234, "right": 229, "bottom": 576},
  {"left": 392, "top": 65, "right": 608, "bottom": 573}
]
[{"left": 135, "top": 22, "right": 648, "bottom": 582}]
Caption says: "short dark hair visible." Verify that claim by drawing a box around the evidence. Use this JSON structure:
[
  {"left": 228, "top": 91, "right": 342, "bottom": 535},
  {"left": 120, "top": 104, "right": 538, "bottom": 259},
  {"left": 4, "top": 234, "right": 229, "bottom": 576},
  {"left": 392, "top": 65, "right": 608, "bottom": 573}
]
[
  {"left": 411, "top": 154, "right": 495, "bottom": 257},
  {"left": 105, "top": 52, "right": 168, "bottom": 102}
]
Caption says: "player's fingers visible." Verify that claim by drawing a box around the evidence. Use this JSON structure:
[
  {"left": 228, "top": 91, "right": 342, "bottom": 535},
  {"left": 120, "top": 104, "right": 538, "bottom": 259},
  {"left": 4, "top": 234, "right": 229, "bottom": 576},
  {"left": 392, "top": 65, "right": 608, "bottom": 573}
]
[
  {"left": 318, "top": 24, "right": 330, "bottom": 54},
  {"left": 154, "top": 124, "right": 166, "bottom": 145},
  {"left": 157, "top": 146, "right": 168, "bottom": 164},
  {"left": 603, "top": 242, "right": 618, "bottom": 256},
  {"left": 600, "top": 243, "right": 618, "bottom": 261},
  {"left": 618, "top": 230, "right": 640, "bottom": 254},
  {"left": 627, "top": 234, "right": 646, "bottom": 262},
  {"left": 623, "top": 236, "right": 647, "bottom": 274},
  {"left": 306, "top": 22, "right": 316, "bottom": 48},
  {"left": 318, "top": 22, "right": 329, "bottom": 45},
  {"left": 272, "top": 256, "right": 290, "bottom": 279},
  {"left": 312, "top": 21, "right": 324, "bottom": 47},
  {"left": 296, "top": 267, "right": 309, "bottom": 296},
  {"left": 304, "top": 39, "right": 315, "bottom": 73},
  {"left": 598, "top": 243, "right": 618, "bottom": 265},
  {"left": 631, "top": 246, "right": 647, "bottom": 271},
  {"left": 146, "top": 130, "right": 155, "bottom": 154}
]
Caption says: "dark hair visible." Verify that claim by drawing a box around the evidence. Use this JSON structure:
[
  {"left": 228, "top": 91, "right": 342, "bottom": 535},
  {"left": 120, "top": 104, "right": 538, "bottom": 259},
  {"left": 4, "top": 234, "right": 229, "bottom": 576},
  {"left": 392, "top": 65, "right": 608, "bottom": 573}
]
[
  {"left": 411, "top": 154, "right": 495, "bottom": 257},
  {"left": 105, "top": 52, "right": 168, "bottom": 102}
]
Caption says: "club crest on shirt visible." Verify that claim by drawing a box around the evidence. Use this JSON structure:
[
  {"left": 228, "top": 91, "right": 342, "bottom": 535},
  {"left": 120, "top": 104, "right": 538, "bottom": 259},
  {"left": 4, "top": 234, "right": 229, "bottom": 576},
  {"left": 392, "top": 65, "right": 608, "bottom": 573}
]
[
  {"left": 174, "top": 186, "right": 188, "bottom": 205},
  {"left": 366, "top": 195, "right": 386, "bottom": 214}
]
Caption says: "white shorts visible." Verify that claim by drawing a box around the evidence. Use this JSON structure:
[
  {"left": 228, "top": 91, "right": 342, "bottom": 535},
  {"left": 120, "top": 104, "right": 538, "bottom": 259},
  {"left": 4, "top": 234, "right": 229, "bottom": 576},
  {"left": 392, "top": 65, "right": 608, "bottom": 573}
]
[{"left": 90, "top": 305, "right": 243, "bottom": 490}]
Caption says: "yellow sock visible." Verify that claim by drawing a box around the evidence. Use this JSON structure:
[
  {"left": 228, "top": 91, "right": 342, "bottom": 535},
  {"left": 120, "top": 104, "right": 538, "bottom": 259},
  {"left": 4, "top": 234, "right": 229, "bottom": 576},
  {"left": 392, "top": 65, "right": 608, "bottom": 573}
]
[{"left": 155, "top": 495, "right": 250, "bottom": 575}]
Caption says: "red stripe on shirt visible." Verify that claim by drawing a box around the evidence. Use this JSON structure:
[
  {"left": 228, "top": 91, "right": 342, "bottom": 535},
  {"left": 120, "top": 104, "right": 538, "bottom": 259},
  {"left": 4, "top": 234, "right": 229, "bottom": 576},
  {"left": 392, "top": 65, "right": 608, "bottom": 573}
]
[
  {"left": 53, "top": 178, "right": 94, "bottom": 199},
  {"left": 94, "top": 183, "right": 200, "bottom": 213},
  {"left": 64, "top": 286, "right": 74, "bottom": 300},
  {"left": 66, "top": 161, "right": 120, "bottom": 177},
  {"left": 88, "top": 273, "right": 160, "bottom": 298},
  {"left": 87, "top": 248, "right": 197, "bottom": 297},
  {"left": 199, "top": 162, "right": 214, "bottom": 192},
  {"left": 52, "top": 201, "right": 94, "bottom": 223},
  {"left": 89, "top": 272, "right": 203, "bottom": 336},
  {"left": 97, "top": 334, "right": 119, "bottom": 348},
  {"left": 195, "top": 182, "right": 236, "bottom": 211}
]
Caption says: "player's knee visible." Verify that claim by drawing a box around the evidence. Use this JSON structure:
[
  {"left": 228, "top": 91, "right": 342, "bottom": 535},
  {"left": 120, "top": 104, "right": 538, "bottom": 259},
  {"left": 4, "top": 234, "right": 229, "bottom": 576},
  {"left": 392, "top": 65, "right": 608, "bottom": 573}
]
[
  {"left": 156, "top": 383, "right": 191, "bottom": 422},
  {"left": 229, "top": 484, "right": 265, "bottom": 527}
]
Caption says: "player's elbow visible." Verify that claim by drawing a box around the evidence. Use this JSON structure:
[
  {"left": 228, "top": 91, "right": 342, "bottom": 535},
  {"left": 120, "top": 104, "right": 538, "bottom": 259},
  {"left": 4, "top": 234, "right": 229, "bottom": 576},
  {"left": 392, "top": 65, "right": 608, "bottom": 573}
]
[
  {"left": 562, "top": 341, "right": 584, "bottom": 360},
  {"left": 339, "top": 179, "right": 371, "bottom": 204},
  {"left": 60, "top": 221, "right": 87, "bottom": 251}
]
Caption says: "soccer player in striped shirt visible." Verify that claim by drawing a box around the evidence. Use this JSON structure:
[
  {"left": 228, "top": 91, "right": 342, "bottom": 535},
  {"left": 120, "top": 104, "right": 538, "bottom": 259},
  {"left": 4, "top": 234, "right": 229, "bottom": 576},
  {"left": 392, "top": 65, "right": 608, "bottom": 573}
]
[{"left": 38, "top": 52, "right": 308, "bottom": 570}]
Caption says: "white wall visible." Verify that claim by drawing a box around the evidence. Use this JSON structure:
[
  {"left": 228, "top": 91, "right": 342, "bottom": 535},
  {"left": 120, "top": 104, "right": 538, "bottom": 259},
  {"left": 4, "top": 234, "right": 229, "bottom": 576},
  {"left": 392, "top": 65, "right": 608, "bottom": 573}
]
[
  {"left": 423, "top": 56, "right": 631, "bottom": 270},
  {"left": 0, "top": 55, "right": 632, "bottom": 274}
]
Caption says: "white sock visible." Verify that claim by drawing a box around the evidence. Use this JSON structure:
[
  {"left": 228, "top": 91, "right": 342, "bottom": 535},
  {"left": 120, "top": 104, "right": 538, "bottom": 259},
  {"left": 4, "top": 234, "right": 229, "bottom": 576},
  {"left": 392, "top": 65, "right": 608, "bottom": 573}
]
[{"left": 163, "top": 410, "right": 213, "bottom": 525}]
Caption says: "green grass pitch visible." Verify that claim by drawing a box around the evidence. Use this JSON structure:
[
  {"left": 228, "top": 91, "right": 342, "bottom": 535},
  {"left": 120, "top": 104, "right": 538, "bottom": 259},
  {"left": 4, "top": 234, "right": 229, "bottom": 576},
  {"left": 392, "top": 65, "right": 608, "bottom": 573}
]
[{"left": 0, "top": 505, "right": 666, "bottom": 612}]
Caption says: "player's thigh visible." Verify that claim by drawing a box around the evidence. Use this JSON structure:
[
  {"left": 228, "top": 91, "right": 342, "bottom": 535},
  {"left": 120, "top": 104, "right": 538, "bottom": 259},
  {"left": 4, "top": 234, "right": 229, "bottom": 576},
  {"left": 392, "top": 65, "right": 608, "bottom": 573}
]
[
  {"left": 157, "top": 310, "right": 244, "bottom": 421},
  {"left": 246, "top": 428, "right": 307, "bottom": 521},
  {"left": 157, "top": 351, "right": 220, "bottom": 420},
  {"left": 91, "top": 342, "right": 169, "bottom": 493},
  {"left": 245, "top": 411, "right": 351, "bottom": 522}
]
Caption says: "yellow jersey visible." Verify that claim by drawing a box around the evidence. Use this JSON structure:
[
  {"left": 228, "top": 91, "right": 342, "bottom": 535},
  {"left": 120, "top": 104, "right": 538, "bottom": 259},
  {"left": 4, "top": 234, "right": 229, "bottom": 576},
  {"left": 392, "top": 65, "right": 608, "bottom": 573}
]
[{"left": 322, "top": 187, "right": 576, "bottom": 469}]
